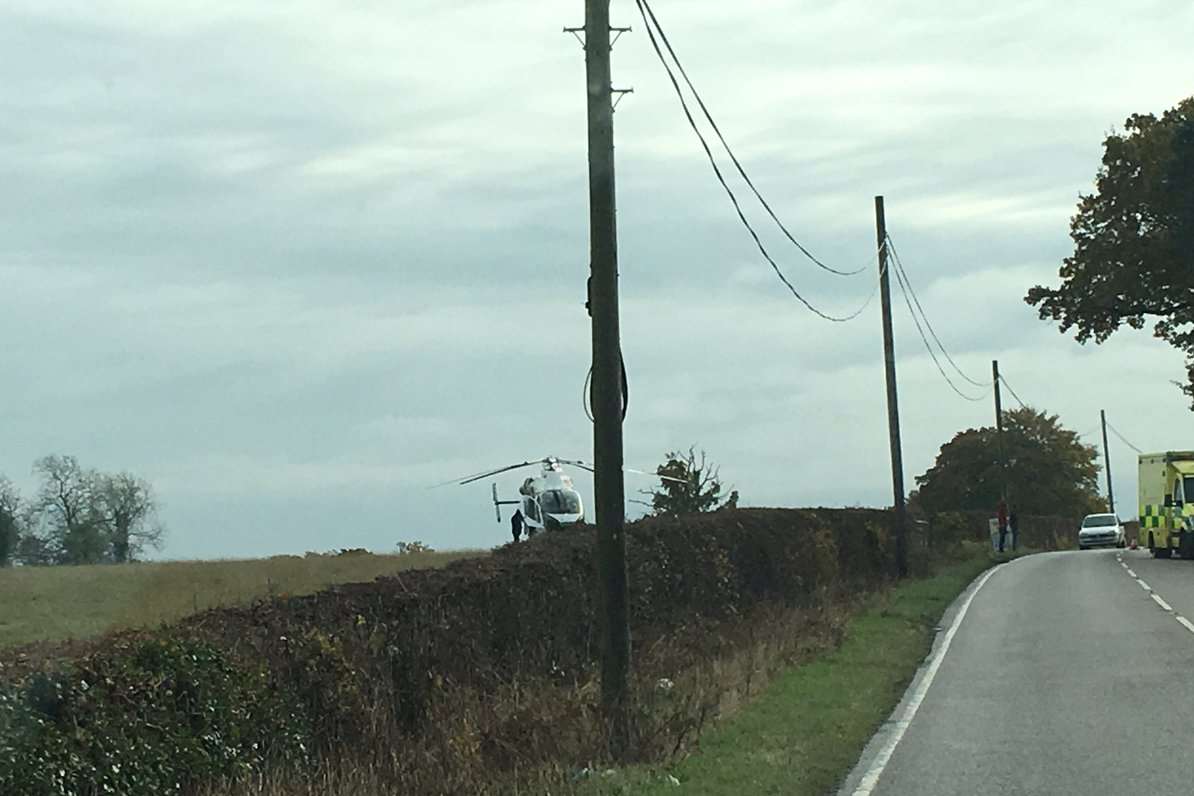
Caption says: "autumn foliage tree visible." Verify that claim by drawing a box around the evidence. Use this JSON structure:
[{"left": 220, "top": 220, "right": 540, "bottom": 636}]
[
  {"left": 915, "top": 407, "right": 1104, "bottom": 518},
  {"left": 1027, "top": 96, "right": 1194, "bottom": 404}
]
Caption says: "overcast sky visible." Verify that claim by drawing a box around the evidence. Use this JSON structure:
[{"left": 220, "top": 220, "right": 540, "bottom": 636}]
[{"left": 1, "top": 1, "right": 1191, "bottom": 559}]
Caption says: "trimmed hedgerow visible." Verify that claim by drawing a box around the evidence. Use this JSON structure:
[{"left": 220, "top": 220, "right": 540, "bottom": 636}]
[
  {"left": 0, "top": 636, "right": 309, "bottom": 796},
  {"left": 0, "top": 508, "right": 1073, "bottom": 795}
]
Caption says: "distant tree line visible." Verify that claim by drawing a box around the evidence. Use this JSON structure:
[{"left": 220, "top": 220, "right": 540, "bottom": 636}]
[{"left": 0, "top": 455, "right": 165, "bottom": 567}]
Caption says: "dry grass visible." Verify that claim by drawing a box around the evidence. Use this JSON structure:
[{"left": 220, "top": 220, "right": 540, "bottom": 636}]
[
  {"left": 197, "top": 600, "right": 854, "bottom": 796},
  {"left": 0, "top": 549, "right": 482, "bottom": 648}
]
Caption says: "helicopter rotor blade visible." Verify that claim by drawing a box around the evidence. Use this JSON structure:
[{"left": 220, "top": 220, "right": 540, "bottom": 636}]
[
  {"left": 555, "top": 458, "right": 596, "bottom": 473},
  {"left": 436, "top": 456, "right": 686, "bottom": 488},
  {"left": 428, "top": 460, "right": 545, "bottom": 489},
  {"left": 456, "top": 460, "right": 544, "bottom": 486},
  {"left": 556, "top": 459, "right": 686, "bottom": 484},
  {"left": 625, "top": 466, "right": 688, "bottom": 484},
  {"left": 428, "top": 469, "right": 498, "bottom": 489}
]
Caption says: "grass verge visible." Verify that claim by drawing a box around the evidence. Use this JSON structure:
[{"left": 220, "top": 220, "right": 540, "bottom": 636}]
[{"left": 575, "top": 548, "right": 1013, "bottom": 795}]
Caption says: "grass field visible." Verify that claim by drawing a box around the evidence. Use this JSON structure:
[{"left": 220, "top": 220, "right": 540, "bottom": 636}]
[
  {"left": 575, "top": 548, "right": 1007, "bottom": 795},
  {"left": 0, "top": 549, "right": 481, "bottom": 649}
]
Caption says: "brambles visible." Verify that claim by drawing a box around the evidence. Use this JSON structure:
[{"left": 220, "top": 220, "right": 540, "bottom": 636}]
[{"left": 0, "top": 636, "right": 309, "bottom": 796}]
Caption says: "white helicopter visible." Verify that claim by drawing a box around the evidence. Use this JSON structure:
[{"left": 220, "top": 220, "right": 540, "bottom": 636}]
[{"left": 445, "top": 455, "right": 684, "bottom": 536}]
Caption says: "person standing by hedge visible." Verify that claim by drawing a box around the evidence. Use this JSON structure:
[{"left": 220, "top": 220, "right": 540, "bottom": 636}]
[
  {"left": 1009, "top": 511, "right": 1019, "bottom": 551},
  {"left": 511, "top": 509, "right": 524, "bottom": 543}
]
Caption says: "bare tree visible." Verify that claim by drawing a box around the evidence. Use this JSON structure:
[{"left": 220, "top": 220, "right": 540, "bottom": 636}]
[
  {"left": 643, "top": 447, "right": 734, "bottom": 516},
  {"left": 32, "top": 454, "right": 104, "bottom": 564},
  {"left": 95, "top": 472, "right": 164, "bottom": 562},
  {"left": 0, "top": 477, "right": 20, "bottom": 567}
]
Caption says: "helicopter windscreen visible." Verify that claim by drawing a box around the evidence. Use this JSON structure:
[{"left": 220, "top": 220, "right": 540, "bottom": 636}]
[{"left": 540, "top": 489, "right": 582, "bottom": 515}]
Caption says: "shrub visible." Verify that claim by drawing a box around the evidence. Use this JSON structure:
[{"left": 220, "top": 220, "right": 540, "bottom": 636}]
[{"left": 0, "top": 636, "right": 309, "bottom": 796}]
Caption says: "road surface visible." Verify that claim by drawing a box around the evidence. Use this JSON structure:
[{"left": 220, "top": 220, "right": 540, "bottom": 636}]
[{"left": 839, "top": 548, "right": 1194, "bottom": 796}]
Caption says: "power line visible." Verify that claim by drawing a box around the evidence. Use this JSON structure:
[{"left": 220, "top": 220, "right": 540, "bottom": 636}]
[
  {"left": 635, "top": 0, "right": 868, "bottom": 278},
  {"left": 997, "top": 373, "right": 1029, "bottom": 410},
  {"left": 886, "top": 235, "right": 992, "bottom": 389},
  {"left": 633, "top": 5, "right": 880, "bottom": 322},
  {"left": 889, "top": 252, "right": 987, "bottom": 402},
  {"left": 1106, "top": 420, "right": 1144, "bottom": 454},
  {"left": 631, "top": 0, "right": 845, "bottom": 320}
]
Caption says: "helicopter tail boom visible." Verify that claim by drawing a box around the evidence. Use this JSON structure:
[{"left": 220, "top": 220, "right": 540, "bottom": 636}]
[{"left": 491, "top": 482, "right": 521, "bottom": 522}]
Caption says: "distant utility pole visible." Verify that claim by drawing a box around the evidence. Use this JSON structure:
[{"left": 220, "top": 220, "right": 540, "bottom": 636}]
[
  {"left": 992, "top": 360, "right": 1007, "bottom": 502},
  {"left": 583, "top": 0, "right": 630, "bottom": 757},
  {"left": 875, "top": 196, "right": 908, "bottom": 577},
  {"left": 1101, "top": 409, "right": 1115, "bottom": 513}
]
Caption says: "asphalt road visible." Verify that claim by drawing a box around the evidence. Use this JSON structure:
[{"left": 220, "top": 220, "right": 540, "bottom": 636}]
[{"left": 838, "top": 548, "right": 1194, "bottom": 796}]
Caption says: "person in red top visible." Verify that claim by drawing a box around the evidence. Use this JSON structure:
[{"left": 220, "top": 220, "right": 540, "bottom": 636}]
[{"left": 997, "top": 498, "right": 1009, "bottom": 553}]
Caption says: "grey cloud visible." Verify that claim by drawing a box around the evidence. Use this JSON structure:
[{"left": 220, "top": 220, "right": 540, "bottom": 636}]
[{"left": 1, "top": 1, "right": 1191, "bottom": 558}]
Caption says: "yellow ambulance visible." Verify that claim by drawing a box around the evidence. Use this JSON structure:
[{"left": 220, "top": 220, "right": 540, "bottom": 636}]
[{"left": 1139, "top": 451, "right": 1194, "bottom": 558}]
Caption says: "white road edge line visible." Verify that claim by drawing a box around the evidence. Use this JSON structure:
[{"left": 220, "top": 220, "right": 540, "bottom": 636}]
[
  {"left": 1177, "top": 616, "right": 1194, "bottom": 634},
  {"left": 1152, "top": 593, "right": 1174, "bottom": 612},
  {"left": 1126, "top": 568, "right": 1137, "bottom": 577},
  {"left": 1138, "top": 579, "right": 1152, "bottom": 592},
  {"left": 850, "top": 565, "right": 1001, "bottom": 796}
]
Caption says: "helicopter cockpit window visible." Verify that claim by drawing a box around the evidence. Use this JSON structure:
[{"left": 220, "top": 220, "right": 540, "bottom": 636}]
[
  {"left": 540, "top": 489, "right": 582, "bottom": 515},
  {"left": 523, "top": 496, "right": 540, "bottom": 522}
]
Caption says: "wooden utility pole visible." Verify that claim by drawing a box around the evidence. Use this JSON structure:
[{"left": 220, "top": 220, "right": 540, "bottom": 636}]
[
  {"left": 1101, "top": 409, "right": 1115, "bottom": 513},
  {"left": 993, "top": 360, "right": 1006, "bottom": 501},
  {"left": 875, "top": 196, "right": 907, "bottom": 577},
  {"left": 584, "top": 0, "right": 630, "bottom": 757}
]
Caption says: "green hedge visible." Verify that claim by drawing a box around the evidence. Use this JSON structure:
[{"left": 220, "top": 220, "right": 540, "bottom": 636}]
[
  {"left": 0, "top": 636, "right": 309, "bottom": 795},
  {"left": 0, "top": 507, "right": 995, "bottom": 795}
]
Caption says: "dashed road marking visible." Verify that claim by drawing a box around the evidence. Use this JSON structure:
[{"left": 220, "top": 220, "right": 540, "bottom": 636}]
[
  {"left": 1119, "top": 555, "right": 1194, "bottom": 635},
  {"left": 1152, "top": 593, "right": 1174, "bottom": 612}
]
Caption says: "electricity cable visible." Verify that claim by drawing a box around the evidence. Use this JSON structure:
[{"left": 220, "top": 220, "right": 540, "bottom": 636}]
[
  {"left": 890, "top": 253, "right": 988, "bottom": 402},
  {"left": 635, "top": 0, "right": 866, "bottom": 277},
  {"left": 886, "top": 235, "right": 992, "bottom": 389},
  {"left": 1106, "top": 420, "right": 1144, "bottom": 454},
  {"left": 582, "top": 358, "right": 629, "bottom": 423},
  {"left": 997, "top": 374, "right": 1029, "bottom": 410},
  {"left": 633, "top": 0, "right": 874, "bottom": 321}
]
